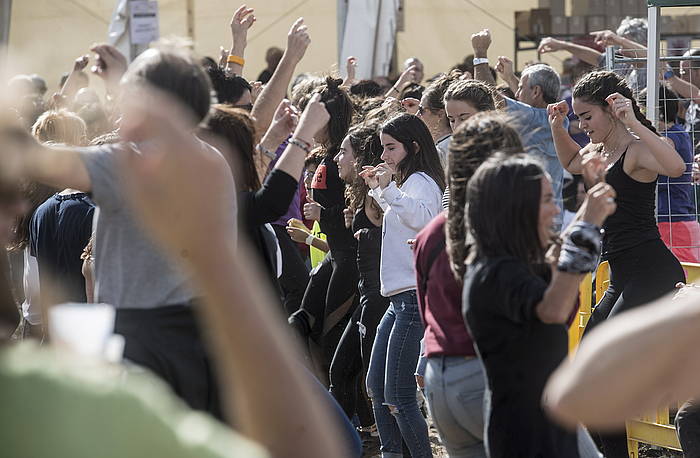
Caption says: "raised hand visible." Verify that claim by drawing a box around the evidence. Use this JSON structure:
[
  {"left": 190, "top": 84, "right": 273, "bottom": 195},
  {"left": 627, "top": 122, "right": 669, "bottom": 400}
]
[
  {"left": 359, "top": 165, "right": 380, "bottom": 189},
  {"left": 284, "top": 18, "right": 311, "bottom": 65},
  {"left": 303, "top": 194, "right": 322, "bottom": 221},
  {"left": 471, "top": 29, "right": 492, "bottom": 56},
  {"left": 219, "top": 46, "right": 229, "bottom": 68},
  {"left": 581, "top": 150, "right": 607, "bottom": 186},
  {"left": 90, "top": 43, "right": 128, "bottom": 93},
  {"left": 294, "top": 93, "right": 329, "bottom": 143},
  {"left": 606, "top": 93, "right": 637, "bottom": 127},
  {"left": 374, "top": 163, "right": 393, "bottom": 189},
  {"left": 230, "top": 5, "right": 256, "bottom": 48},
  {"left": 537, "top": 37, "right": 566, "bottom": 54},
  {"left": 495, "top": 56, "right": 514, "bottom": 78},
  {"left": 547, "top": 101, "right": 569, "bottom": 130},
  {"left": 250, "top": 81, "right": 263, "bottom": 103},
  {"left": 264, "top": 99, "right": 299, "bottom": 147},
  {"left": 590, "top": 30, "right": 619, "bottom": 48},
  {"left": 345, "top": 56, "right": 357, "bottom": 83}
]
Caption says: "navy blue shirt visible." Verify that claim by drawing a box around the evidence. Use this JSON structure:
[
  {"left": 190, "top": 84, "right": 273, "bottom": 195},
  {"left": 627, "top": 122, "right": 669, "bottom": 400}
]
[
  {"left": 658, "top": 124, "right": 695, "bottom": 222},
  {"left": 29, "top": 193, "right": 94, "bottom": 303}
]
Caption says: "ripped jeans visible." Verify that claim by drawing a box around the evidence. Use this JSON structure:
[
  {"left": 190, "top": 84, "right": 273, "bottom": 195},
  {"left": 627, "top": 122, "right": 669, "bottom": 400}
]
[{"left": 366, "top": 290, "right": 431, "bottom": 457}]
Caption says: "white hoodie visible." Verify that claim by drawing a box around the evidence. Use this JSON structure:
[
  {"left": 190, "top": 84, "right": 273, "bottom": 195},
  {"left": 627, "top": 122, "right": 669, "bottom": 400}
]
[{"left": 369, "top": 172, "right": 442, "bottom": 297}]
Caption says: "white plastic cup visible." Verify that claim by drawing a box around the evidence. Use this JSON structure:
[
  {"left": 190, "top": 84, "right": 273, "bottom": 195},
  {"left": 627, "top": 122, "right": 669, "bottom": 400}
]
[{"left": 48, "top": 303, "right": 116, "bottom": 358}]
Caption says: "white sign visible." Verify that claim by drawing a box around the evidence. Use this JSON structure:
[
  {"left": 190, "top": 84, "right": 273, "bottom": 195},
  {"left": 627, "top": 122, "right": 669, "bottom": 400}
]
[{"left": 129, "top": 1, "right": 159, "bottom": 45}]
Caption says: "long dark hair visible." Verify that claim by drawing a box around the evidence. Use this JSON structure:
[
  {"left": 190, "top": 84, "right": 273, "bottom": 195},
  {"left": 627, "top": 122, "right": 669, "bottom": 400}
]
[
  {"left": 344, "top": 122, "right": 383, "bottom": 214},
  {"left": 446, "top": 112, "right": 523, "bottom": 280},
  {"left": 380, "top": 113, "right": 446, "bottom": 190},
  {"left": 203, "top": 105, "right": 260, "bottom": 192},
  {"left": 573, "top": 70, "right": 658, "bottom": 136},
  {"left": 467, "top": 154, "right": 545, "bottom": 266},
  {"left": 306, "top": 77, "right": 354, "bottom": 156}
]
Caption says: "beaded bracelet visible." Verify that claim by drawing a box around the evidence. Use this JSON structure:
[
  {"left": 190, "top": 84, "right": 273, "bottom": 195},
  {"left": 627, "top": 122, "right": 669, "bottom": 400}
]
[{"left": 288, "top": 137, "right": 312, "bottom": 154}]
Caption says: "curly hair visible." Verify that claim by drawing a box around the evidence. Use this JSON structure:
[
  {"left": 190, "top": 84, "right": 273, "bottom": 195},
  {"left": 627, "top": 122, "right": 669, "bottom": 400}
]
[
  {"left": 573, "top": 70, "right": 657, "bottom": 136},
  {"left": 446, "top": 111, "right": 524, "bottom": 280},
  {"left": 343, "top": 122, "right": 383, "bottom": 215}
]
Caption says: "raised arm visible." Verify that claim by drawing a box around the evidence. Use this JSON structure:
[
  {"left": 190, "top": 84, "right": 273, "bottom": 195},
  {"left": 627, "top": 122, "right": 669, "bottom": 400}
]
[
  {"left": 608, "top": 93, "right": 685, "bottom": 177},
  {"left": 471, "top": 29, "right": 496, "bottom": 86},
  {"left": 495, "top": 56, "right": 519, "bottom": 94},
  {"left": 591, "top": 30, "right": 647, "bottom": 59},
  {"left": 59, "top": 55, "right": 90, "bottom": 104},
  {"left": 536, "top": 182, "right": 616, "bottom": 323},
  {"left": 250, "top": 18, "right": 310, "bottom": 142},
  {"left": 666, "top": 71, "right": 700, "bottom": 102},
  {"left": 226, "top": 5, "right": 256, "bottom": 76},
  {"left": 116, "top": 89, "right": 346, "bottom": 458},
  {"left": 538, "top": 37, "right": 603, "bottom": 67},
  {"left": 548, "top": 101, "right": 584, "bottom": 174}
]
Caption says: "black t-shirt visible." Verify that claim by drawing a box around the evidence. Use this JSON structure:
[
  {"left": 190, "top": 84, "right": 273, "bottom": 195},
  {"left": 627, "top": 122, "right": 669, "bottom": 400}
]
[
  {"left": 29, "top": 193, "right": 94, "bottom": 304},
  {"left": 311, "top": 153, "right": 356, "bottom": 253},
  {"left": 462, "top": 256, "right": 578, "bottom": 458}
]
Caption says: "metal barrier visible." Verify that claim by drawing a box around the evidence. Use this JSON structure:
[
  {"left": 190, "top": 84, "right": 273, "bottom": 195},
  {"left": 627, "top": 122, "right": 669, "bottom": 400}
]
[{"left": 572, "top": 261, "right": 700, "bottom": 456}]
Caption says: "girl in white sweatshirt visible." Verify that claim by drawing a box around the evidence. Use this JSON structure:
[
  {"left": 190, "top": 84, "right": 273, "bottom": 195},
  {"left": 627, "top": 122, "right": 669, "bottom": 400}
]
[{"left": 361, "top": 113, "right": 445, "bottom": 458}]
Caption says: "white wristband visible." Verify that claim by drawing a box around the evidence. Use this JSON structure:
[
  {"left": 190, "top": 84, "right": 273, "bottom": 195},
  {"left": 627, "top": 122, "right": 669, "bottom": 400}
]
[
  {"left": 305, "top": 234, "right": 315, "bottom": 246},
  {"left": 473, "top": 57, "right": 489, "bottom": 66}
]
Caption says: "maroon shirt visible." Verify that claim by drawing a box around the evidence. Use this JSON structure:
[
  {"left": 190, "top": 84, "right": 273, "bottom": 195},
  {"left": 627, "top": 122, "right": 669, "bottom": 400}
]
[{"left": 414, "top": 212, "right": 476, "bottom": 358}]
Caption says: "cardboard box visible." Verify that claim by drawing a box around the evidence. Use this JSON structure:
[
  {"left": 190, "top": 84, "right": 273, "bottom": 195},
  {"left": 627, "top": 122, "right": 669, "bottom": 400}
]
[
  {"left": 515, "top": 10, "right": 532, "bottom": 38},
  {"left": 552, "top": 16, "right": 568, "bottom": 35},
  {"left": 572, "top": 0, "right": 605, "bottom": 16},
  {"left": 531, "top": 8, "right": 552, "bottom": 36},
  {"left": 570, "top": 15, "right": 587, "bottom": 35},
  {"left": 587, "top": 15, "right": 606, "bottom": 33},
  {"left": 605, "top": 0, "right": 621, "bottom": 16},
  {"left": 539, "top": 0, "right": 565, "bottom": 16}
]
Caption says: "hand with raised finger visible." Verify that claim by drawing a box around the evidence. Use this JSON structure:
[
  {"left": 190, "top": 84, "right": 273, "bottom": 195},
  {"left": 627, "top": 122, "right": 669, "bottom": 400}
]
[
  {"left": 495, "top": 56, "right": 514, "bottom": 79},
  {"left": 581, "top": 182, "right": 617, "bottom": 227},
  {"left": 285, "top": 18, "right": 311, "bottom": 65},
  {"left": 303, "top": 195, "right": 322, "bottom": 221},
  {"left": 230, "top": 5, "right": 256, "bottom": 47},
  {"left": 547, "top": 100, "right": 569, "bottom": 130}
]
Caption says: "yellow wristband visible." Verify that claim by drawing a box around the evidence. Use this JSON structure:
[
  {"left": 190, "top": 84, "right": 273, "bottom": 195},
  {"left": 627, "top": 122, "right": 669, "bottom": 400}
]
[{"left": 227, "top": 55, "right": 245, "bottom": 66}]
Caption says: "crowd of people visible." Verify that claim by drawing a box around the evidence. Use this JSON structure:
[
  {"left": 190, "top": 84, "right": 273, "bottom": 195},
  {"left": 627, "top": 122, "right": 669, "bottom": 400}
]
[{"left": 3, "top": 7, "right": 700, "bottom": 458}]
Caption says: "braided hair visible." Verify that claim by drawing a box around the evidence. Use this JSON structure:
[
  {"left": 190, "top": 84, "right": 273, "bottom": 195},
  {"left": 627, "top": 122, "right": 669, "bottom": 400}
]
[
  {"left": 446, "top": 112, "right": 524, "bottom": 281},
  {"left": 573, "top": 70, "right": 658, "bottom": 136}
]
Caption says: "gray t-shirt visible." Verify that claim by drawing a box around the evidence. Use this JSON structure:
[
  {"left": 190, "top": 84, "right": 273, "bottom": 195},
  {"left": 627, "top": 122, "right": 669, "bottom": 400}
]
[{"left": 80, "top": 141, "right": 236, "bottom": 309}]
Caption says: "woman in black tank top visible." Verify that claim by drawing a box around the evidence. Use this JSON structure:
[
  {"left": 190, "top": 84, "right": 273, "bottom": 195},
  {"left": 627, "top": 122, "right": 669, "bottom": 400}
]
[{"left": 549, "top": 71, "right": 686, "bottom": 458}]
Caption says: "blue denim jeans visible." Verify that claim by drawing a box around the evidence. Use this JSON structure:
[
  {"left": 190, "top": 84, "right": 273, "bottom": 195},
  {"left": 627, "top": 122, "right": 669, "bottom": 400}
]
[
  {"left": 366, "top": 290, "right": 431, "bottom": 458},
  {"left": 424, "top": 356, "right": 486, "bottom": 458}
]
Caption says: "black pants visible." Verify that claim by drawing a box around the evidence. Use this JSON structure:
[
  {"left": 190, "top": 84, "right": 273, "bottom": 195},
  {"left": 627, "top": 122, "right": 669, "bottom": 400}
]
[
  {"left": 584, "top": 238, "right": 685, "bottom": 458},
  {"left": 329, "top": 288, "right": 390, "bottom": 427},
  {"left": 115, "top": 304, "right": 223, "bottom": 421},
  {"left": 290, "top": 249, "right": 359, "bottom": 386},
  {"left": 676, "top": 399, "right": 700, "bottom": 456},
  {"left": 272, "top": 224, "right": 310, "bottom": 316}
]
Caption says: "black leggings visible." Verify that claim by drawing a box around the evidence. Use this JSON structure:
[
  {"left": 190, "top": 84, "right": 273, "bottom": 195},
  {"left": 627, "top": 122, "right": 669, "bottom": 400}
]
[
  {"left": 290, "top": 249, "right": 359, "bottom": 386},
  {"left": 271, "top": 224, "right": 310, "bottom": 316},
  {"left": 329, "top": 288, "right": 390, "bottom": 427},
  {"left": 585, "top": 238, "right": 685, "bottom": 458}
]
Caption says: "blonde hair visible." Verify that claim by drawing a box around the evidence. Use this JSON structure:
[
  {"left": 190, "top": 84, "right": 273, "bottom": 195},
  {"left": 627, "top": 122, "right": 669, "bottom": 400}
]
[{"left": 31, "top": 109, "right": 87, "bottom": 146}]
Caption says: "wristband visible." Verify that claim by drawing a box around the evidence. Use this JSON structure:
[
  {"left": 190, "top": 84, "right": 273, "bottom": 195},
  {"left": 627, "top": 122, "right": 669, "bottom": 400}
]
[
  {"left": 288, "top": 137, "right": 312, "bottom": 154},
  {"left": 305, "top": 234, "right": 315, "bottom": 246},
  {"left": 557, "top": 221, "right": 603, "bottom": 274},
  {"left": 256, "top": 143, "right": 277, "bottom": 161},
  {"left": 664, "top": 69, "right": 675, "bottom": 80},
  {"left": 227, "top": 55, "right": 245, "bottom": 66},
  {"left": 473, "top": 57, "right": 489, "bottom": 66}
]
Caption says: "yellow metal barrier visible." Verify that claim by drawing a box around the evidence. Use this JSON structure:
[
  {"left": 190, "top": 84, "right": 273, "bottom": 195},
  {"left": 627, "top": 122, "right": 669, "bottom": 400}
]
[{"left": 573, "top": 261, "right": 700, "bottom": 456}]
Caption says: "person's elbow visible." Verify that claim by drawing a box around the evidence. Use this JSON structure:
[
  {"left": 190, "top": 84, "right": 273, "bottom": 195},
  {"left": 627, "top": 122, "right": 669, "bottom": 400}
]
[
  {"left": 536, "top": 303, "right": 570, "bottom": 324},
  {"left": 668, "top": 159, "right": 686, "bottom": 178},
  {"left": 542, "top": 368, "right": 585, "bottom": 431}
]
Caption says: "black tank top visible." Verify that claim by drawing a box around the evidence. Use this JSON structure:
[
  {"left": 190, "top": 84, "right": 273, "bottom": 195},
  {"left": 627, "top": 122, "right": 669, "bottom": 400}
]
[
  {"left": 602, "top": 150, "right": 660, "bottom": 259},
  {"left": 352, "top": 207, "right": 382, "bottom": 295}
]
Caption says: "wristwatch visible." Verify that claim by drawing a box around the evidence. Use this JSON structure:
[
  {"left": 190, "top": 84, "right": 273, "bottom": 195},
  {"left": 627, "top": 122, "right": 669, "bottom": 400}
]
[{"left": 473, "top": 57, "right": 489, "bottom": 66}]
